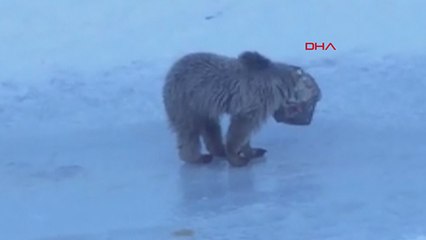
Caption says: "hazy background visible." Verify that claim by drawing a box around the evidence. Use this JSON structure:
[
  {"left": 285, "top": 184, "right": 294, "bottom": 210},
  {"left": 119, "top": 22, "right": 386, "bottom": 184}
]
[{"left": 1, "top": 0, "right": 425, "bottom": 239}]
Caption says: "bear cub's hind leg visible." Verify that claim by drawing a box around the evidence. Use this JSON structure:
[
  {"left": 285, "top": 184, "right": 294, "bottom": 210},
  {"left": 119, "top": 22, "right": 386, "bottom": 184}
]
[{"left": 177, "top": 129, "right": 213, "bottom": 164}]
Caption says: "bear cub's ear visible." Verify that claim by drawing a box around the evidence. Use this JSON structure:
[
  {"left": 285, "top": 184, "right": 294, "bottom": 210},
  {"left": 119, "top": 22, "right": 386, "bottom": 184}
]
[{"left": 238, "top": 51, "right": 271, "bottom": 70}]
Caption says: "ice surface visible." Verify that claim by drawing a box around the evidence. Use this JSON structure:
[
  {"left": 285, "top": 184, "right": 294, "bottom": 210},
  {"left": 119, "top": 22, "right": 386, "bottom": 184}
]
[{"left": 1, "top": 0, "right": 426, "bottom": 239}]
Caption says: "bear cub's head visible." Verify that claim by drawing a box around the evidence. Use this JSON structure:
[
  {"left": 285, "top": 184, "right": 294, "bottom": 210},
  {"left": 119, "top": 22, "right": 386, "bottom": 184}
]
[{"left": 238, "top": 51, "right": 322, "bottom": 126}]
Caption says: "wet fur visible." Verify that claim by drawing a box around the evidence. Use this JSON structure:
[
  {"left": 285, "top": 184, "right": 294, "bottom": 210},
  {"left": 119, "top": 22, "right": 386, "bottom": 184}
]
[{"left": 163, "top": 51, "right": 309, "bottom": 167}]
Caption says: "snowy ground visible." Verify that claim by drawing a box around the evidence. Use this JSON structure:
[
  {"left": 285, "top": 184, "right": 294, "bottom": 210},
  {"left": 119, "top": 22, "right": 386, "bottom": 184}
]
[{"left": 1, "top": 0, "right": 426, "bottom": 240}]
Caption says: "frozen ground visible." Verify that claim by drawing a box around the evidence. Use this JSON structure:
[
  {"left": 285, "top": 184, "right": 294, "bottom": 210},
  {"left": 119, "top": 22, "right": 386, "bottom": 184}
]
[{"left": 1, "top": 0, "right": 426, "bottom": 240}]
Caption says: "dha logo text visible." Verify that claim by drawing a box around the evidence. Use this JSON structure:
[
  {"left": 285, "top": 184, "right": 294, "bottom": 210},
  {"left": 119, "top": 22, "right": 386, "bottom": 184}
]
[{"left": 305, "top": 42, "right": 336, "bottom": 51}]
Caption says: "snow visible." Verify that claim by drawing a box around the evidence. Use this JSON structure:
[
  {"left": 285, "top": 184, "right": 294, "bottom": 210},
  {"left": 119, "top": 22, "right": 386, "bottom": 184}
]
[{"left": 1, "top": 0, "right": 426, "bottom": 239}]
